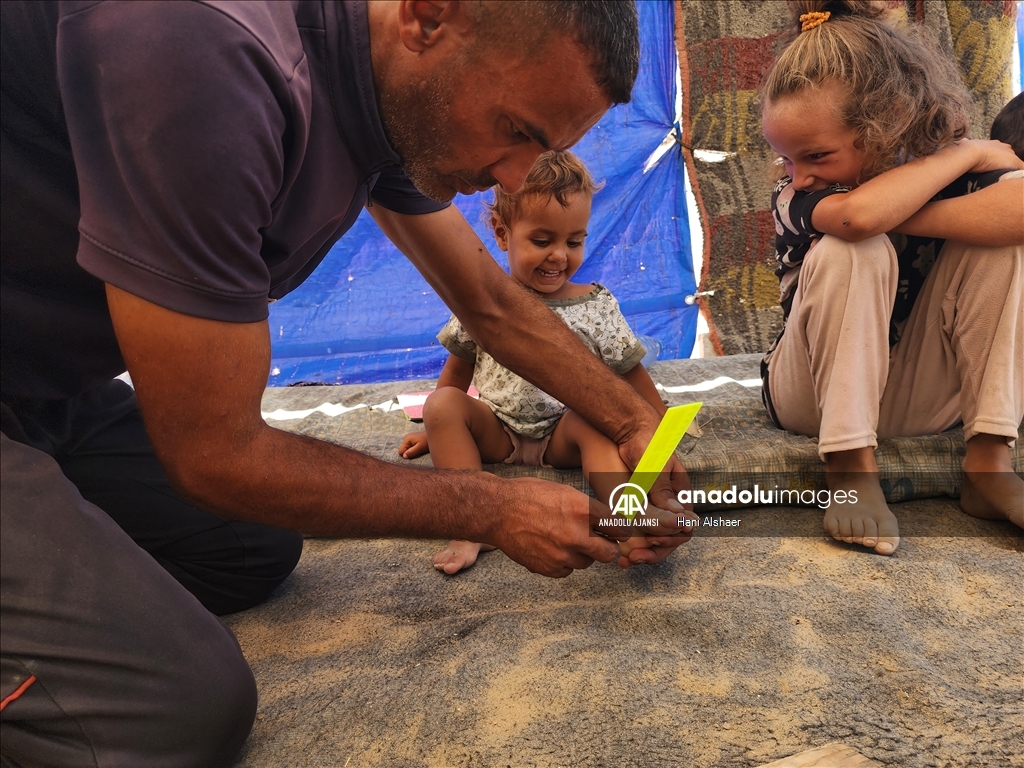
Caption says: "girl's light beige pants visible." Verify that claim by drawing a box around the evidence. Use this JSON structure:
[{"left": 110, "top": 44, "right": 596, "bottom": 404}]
[{"left": 768, "top": 234, "right": 1024, "bottom": 459}]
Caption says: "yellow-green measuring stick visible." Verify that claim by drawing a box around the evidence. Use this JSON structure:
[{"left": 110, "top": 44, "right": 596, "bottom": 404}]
[{"left": 628, "top": 402, "right": 702, "bottom": 493}]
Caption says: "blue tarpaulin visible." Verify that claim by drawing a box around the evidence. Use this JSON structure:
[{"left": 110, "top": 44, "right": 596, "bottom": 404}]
[
  {"left": 1018, "top": 3, "right": 1023, "bottom": 84},
  {"left": 268, "top": 0, "right": 695, "bottom": 385}
]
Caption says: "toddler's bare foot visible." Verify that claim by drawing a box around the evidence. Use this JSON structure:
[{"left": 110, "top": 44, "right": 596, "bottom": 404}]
[
  {"left": 616, "top": 535, "right": 651, "bottom": 566},
  {"left": 824, "top": 448, "right": 899, "bottom": 555},
  {"left": 960, "top": 474, "right": 1024, "bottom": 529},
  {"left": 433, "top": 540, "right": 496, "bottom": 575}
]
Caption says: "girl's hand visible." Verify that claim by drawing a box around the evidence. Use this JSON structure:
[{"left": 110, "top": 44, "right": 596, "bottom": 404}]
[
  {"left": 398, "top": 431, "right": 430, "bottom": 459},
  {"left": 960, "top": 138, "right": 1024, "bottom": 173}
]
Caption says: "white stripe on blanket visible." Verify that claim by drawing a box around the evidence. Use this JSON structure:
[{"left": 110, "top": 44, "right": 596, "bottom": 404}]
[
  {"left": 262, "top": 399, "right": 400, "bottom": 422},
  {"left": 656, "top": 376, "right": 760, "bottom": 394}
]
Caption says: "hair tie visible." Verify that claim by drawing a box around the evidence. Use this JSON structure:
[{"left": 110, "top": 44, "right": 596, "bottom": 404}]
[{"left": 800, "top": 11, "right": 831, "bottom": 31}]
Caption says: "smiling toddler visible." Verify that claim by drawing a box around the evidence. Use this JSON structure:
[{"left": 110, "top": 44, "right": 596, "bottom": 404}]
[{"left": 399, "top": 150, "right": 669, "bottom": 574}]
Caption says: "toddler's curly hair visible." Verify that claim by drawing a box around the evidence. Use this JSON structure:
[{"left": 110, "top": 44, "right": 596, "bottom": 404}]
[
  {"left": 488, "top": 150, "right": 600, "bottom": 233},
  {"left": 760, "top": 0, "right": 971, "bottom": 181}
]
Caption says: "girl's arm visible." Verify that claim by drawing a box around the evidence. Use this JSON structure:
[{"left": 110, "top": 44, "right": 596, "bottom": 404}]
[
  {"left": 398, "top": 354, "right": 475, "bottom": 459},
  {"left": 811, "top": 139, "right": 1024, "bottom": 241},
  {"left": 893, "top": 176, "right": 1024, "bottom": 246},
  {"left": 623, "top": 364, "right": 666, "bottom": 416}
]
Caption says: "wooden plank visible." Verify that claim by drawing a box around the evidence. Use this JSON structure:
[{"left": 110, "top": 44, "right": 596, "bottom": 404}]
[{"left": 755, "top": 742, "right": 883, "bottom": 768}]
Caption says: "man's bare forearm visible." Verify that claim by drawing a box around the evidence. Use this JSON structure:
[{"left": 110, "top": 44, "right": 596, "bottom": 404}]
[
  {"left": 107, "top": 282, "right": 510, "bottom": 541},
  {"left": 173, "top": 421, "right": 510, "bottom": 541},
  {"left": 105, "top": 284, "right": 621, "bottom": 576},
  {"left": 470, "top": 276, "right": 659, "bottom": 444}
]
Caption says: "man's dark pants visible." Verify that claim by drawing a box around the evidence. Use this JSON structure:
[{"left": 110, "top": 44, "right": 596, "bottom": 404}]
[{"left": 0, "top": 380, "right": 303, "bottom": 767}]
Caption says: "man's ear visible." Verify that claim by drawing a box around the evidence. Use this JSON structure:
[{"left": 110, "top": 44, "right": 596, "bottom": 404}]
[
  {"left": 397, "top": 1, "right": 470, "bottom": 53},
  {"left": 491, "top": 215, "right": 511, "bottom": 251}
]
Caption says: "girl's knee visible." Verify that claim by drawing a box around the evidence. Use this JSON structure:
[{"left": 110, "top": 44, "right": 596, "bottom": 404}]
[
  {"left": 937, "top": 241, "right": 1024, "bottom": 300},
  {"left": 960, "top": 242, "right": 1023, "bottom": 274},
  {"left": 809, "top": 233, "right": 895, "bottom": 273},
  {"left": 799, "top": 234, "right": 897, "bottom": 302}
]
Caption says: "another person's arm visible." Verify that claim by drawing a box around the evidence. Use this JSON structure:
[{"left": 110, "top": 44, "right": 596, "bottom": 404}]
[
  {"left": 810, "top": 139, "right": 1024, "bottom": 240},
  {"left": 893, "top": 175, "right": 1023, "bottom": 246}
]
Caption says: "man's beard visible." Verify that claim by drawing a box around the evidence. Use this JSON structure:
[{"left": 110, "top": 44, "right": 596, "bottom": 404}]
[{"left": 379, "top": 68, "right": 496, "bottom": 202}]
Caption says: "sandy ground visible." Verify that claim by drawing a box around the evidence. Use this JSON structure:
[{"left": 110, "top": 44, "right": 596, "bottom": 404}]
[
  {"left": 236, "top": 356, "right": 1023, "bottom": 766},
  {"left": 227, "top": 498, "right": 1023, "bottom": 768}
]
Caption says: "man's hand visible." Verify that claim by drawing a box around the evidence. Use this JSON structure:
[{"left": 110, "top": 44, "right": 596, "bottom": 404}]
[
  {"left": 615, "top": 425, "right": 693, "bottom": 566},
  {"left": 615, "top": 514, "right": 696, "bottom": 569},
  {"left": 484, "top": 478, "right": 622, "bottom": 577}
]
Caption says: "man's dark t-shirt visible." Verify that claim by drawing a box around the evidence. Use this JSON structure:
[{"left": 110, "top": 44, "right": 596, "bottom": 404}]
[{"left": 1, "top": 0, "right": 447, "bottom": 400}]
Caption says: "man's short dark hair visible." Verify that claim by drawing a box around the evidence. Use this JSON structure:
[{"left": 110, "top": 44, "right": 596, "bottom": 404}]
[
  {"left": 990, "top": 92, "right": 1024, "bottom": 161},
  {"left": 470, "top": 1, "right": 640, "bottom": 105}
]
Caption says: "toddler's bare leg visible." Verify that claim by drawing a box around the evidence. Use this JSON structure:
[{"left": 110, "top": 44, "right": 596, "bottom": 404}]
[
  {"left": 422, "top": 387, "right": 511, "bottom": 574},
  {"left": 824, "top": 447, "right": 900, "bottom": 555},
  {"left": 422, "top": 387, "right": 514, "bottom": 470},
  {"left": 546, "top": 411, "right": 653, "bottom": 565}
]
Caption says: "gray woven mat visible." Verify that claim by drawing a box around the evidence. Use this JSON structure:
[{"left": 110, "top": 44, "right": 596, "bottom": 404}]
[{"left": 262, "top": 354, "right": 1022, "bottom": 505}]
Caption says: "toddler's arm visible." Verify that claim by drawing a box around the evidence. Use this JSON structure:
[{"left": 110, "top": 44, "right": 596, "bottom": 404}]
[
  {"left": 623, "top": 364, "right": 666, "bottom": 416},
  {"left": 398, "top": 354, "right": 475, "bottom": 459},
  {"left": 810, "top": 139, "right": 1023, "bottom": 241},
  {"left": 435, "top": 353, "right": 475, "bottom": 392}
]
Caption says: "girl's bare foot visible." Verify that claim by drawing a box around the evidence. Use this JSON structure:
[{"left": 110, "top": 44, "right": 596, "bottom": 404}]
[
  {"left": 824, "top": 447, "right": 900, "bottom": 555},
  {"left": 960, "top": 475, "right": 1024, "bottom": 528},
  {"left": 961, "top": 434, "right": 1024, "bottom": 529},
  {"left": 433, "top": 540, "right": 496, "bottom": 575}
]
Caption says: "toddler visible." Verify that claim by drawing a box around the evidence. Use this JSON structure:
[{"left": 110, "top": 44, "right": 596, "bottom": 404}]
[{"left": 400, "top": 150, "right": 666, "bottom": 573}]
